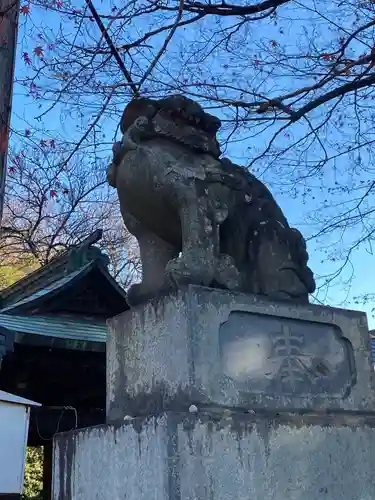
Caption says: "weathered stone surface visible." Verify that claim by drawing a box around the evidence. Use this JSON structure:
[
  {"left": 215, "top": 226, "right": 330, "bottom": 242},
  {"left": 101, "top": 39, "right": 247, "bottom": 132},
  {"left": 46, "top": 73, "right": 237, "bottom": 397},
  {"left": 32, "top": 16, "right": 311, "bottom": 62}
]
[
  {"left": 53, "top": 412, "right": 375, "bottom": 500},
  {"left": 219, "top": 312, "right": 354, "bottom": 397},
  {"left": 107, "top": 94, "right": 315, "bottom": 305},
  {"left": 106, "top": 286, "right": 374, "bottom": 421}
]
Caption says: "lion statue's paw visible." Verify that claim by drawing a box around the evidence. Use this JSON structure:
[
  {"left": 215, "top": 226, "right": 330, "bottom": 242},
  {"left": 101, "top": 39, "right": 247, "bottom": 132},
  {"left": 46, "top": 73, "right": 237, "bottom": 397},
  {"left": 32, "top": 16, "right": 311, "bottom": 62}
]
[{"left": 214, "top": 254, "right": 242, "bottom": 290}]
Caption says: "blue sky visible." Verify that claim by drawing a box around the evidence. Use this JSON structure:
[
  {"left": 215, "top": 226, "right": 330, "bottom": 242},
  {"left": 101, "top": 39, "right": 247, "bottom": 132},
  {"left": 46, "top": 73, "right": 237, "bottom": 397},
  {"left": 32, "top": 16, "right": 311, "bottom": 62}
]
[{"left": 9, "top": 0, "right": 375, "bottom": 328}]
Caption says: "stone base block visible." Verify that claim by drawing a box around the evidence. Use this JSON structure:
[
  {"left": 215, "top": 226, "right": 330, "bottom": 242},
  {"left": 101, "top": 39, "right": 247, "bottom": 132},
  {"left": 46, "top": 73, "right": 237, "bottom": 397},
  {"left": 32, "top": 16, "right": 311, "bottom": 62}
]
[
  {"left": 53, "top": 412, "right": 375, "bottom": 500},
  {"left": 107, "top": 286, "right": 374, "bottom": 421}
]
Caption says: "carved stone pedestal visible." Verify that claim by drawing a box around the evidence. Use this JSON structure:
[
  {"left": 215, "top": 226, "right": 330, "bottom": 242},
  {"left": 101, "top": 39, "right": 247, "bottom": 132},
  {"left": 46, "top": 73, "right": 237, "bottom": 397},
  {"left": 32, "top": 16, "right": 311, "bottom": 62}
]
[
  {"left": 52, "top": 287, "right": 375, "bottom": 500},
  {"left": 107, "top": 285, "right": 373, "bottom": 419}
]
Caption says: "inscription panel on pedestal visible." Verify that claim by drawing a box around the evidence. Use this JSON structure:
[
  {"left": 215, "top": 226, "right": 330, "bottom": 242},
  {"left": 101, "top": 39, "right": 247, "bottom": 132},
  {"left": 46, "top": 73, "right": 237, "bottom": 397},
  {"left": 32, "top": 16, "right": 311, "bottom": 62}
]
[{"left": 219, "top": 312, "right": 356, "bottom": 398}]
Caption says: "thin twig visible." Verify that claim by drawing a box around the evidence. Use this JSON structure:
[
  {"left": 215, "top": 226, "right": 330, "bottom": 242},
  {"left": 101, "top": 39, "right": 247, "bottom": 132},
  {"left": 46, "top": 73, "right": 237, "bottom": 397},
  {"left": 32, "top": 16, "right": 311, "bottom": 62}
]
[
  {"left": 85, "top": 0, "right": 139, "bottom": 96},
  {"left": 138, "top": 0, "right": 185, "bottom": 89}
]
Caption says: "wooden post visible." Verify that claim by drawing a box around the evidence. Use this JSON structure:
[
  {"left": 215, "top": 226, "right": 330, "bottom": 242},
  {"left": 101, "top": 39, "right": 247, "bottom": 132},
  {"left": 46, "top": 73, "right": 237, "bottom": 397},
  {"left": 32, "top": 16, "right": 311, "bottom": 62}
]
[
  {"left": 0, "top": 0, "right": 19, "bottom": 226},
  {"left": 43, "top": 442, "right": 52, "bottom": 500}
]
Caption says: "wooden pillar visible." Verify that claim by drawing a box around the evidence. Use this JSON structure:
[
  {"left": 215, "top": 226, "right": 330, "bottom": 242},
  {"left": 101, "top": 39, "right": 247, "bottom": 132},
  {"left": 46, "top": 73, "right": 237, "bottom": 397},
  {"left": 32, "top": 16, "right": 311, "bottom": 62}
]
[
  {"left": 0, "top": 0, "right": 20, "bottom": 225},
  {"left": 43, "top": 442, "right": 52, "bottom": 500}
]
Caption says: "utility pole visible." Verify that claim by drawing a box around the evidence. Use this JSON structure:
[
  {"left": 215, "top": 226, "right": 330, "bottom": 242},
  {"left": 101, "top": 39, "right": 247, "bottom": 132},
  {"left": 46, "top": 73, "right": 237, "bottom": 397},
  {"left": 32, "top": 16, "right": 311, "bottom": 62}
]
[{"left": 0, "top": 0, "right": 19, "bottom": 227}]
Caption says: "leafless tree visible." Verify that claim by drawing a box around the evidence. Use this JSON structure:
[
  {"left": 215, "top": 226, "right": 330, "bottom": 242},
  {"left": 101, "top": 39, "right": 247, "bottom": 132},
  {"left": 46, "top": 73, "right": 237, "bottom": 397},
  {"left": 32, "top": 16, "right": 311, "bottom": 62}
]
[
  {"left": 1, "top": 140, "right": 138, "bottom": 287},
  {"left": 8, "top": 0, "right": 375, "bottom": 300}
]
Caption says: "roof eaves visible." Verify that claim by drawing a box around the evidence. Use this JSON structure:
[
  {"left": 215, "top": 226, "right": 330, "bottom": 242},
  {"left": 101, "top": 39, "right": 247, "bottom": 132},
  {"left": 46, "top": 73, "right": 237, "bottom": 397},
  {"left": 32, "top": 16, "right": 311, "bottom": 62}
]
[
  {"left": 96, "top": 261, "right": 128, "bottom": 302},
  {"left": 0, "top": 313, "right": 107, "bottom": 343},
  {"left": 0, "top": 252, "right": 70, "bottom": 302},
  {"left": 0, "top": 230, "right": 104, "bottom": 304},
  {"left": 0, "top": 261, "right": 95, "bottom": 314},
  {"left": 0, "top": 390, "right": 41, "bottom": 407}
]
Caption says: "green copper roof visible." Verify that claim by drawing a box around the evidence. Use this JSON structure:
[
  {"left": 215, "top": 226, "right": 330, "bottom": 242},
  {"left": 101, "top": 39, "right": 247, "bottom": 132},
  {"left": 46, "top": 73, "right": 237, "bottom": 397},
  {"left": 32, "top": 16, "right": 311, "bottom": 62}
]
[
  {"left": 0, "top": 229, "right": 122, "bottom": 310},
  {"left": 0, "top": 230, "right": 127, "bottom": 353},
  {"left": 0, "top": 264, "right": 93, "bottom": 313},
  {"left": 1, "top": 262, "right": 92, "bottom": 312},
  {"left": 0, "top": 314, "right": 107, "bottom": 344}
]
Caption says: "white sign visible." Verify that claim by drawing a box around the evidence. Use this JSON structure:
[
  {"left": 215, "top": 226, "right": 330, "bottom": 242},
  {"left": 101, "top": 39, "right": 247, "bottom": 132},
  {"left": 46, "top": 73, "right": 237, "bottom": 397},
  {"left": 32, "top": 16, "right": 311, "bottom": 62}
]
[{"left": 0, "top": 391, "right": 40, "bottom": 494}]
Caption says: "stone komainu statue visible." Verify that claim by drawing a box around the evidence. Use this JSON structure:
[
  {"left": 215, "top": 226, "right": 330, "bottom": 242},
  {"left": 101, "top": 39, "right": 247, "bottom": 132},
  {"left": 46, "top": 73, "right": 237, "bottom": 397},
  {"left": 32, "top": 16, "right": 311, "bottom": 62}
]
[{"left": 108, "top": 95, "right": 315, "bottom": 305}]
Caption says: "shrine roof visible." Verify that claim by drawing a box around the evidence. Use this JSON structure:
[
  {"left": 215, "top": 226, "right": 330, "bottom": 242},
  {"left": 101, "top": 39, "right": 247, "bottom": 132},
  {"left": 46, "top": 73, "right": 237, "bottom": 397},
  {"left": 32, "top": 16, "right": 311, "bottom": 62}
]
[
  {"left": 0, "top": 231, "right": 128, "bottom": 352},
  {"left": 0, "top": 313, "right": 107, "bottom": 344},
  {"left": 0, "top": 229, "right": 129, "bottom": 318},
  {"left": 0, "top": 264, "right": 92, "bottom": 313}
]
